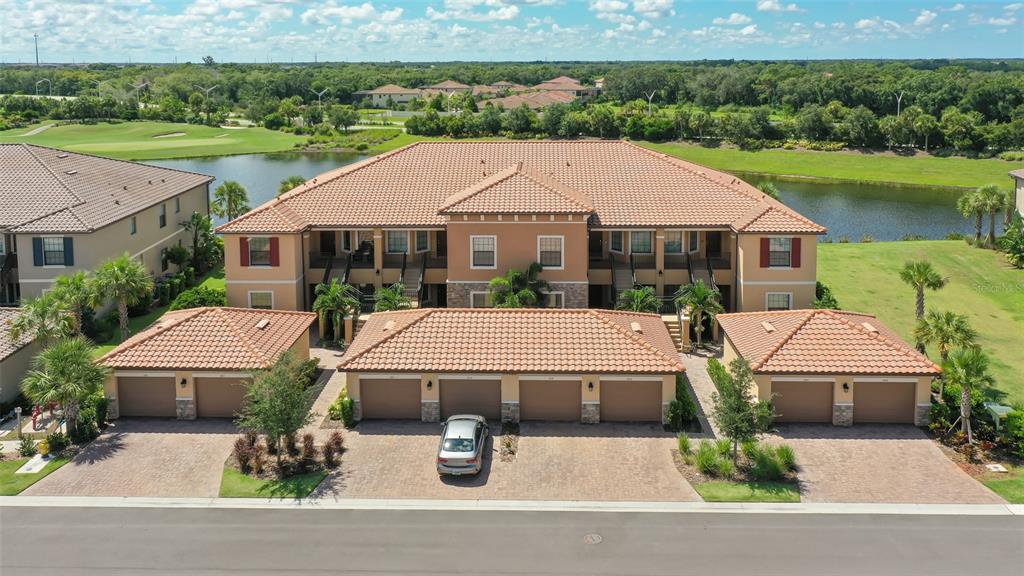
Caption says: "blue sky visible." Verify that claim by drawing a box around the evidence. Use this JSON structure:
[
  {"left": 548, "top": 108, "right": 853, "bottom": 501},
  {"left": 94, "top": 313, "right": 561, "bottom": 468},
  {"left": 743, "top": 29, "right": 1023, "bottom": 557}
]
[{"left": 0, "top": 1, "right": 1021, "bottom": 63}]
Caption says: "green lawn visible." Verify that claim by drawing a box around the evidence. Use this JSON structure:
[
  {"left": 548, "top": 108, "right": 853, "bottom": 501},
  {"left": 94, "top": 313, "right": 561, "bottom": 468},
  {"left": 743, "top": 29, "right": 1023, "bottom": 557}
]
[
  {"left": 695, "top": 481, "right": 801, "bottom": 503},
  {"left": 0, "top": 457, "right": 70, "bottom": 495},
  {"left": 219, "top": 467, "right": 327, "bottom": 498},
  {"left": 818, "top": 241, "right": 1024, "bottom": 405},
  {"left": 91, "top": 265, "right": 225, "bottom": 358},
  {"left": 638, "top": 141, "right": 1016, "bottom": 189},
  {"left": 982, "top": 466, "right": 1024, "bottom": 503},
  {"left": 0, "top": 121, "right": 305, "bottom": 160}
]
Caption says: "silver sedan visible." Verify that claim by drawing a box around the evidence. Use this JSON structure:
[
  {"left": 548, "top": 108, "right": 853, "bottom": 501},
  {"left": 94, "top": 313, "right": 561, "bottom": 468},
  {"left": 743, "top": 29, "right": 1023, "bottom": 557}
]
[{"left": 436, "top": 414, "right": 489, "bottom": 476}]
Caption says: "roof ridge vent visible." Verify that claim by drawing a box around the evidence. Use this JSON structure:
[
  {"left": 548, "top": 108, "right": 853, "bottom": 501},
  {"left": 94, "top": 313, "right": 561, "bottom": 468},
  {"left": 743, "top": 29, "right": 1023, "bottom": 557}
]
[
  {"left": 761, "top": 321, "right": 776, "bottom": 333},
  {"left": 629, "top": 321, "right": 643, "bottom": 333},
  {"left": 255, "top": 318, "right": 270, "bottom": 330},
  {"left": 56, "top": 153, "right": 69, "bottom": 158},
  {"left": 861, "top": 322, "right": 878, "bottom": 334},
  {"left": 383, "top": 320, "right": 396, "bottom": 331},
  {"left": 65, "top": 170, "right": 78, "bottom": 175}
]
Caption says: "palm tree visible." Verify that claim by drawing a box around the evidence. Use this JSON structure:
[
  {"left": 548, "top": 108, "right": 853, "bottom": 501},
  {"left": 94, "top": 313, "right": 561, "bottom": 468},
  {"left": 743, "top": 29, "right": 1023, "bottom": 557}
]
[
  {"left": 52, "top": 271, "right": 99, "bottom": 335},
  {"left": 312, "top": 279, "right": 359, "bottom": 344},
  {"left": 1000, "top": 188, "right": 1016, "bottom": 230},
  {"left": 278, "top": 176, "right": 307, "bottom": 196},
  {"left": 211, "top": 181, "right": 251, "bottom": 222},
  {"left": 756, "top": 182, "right": 781, "bottom": 200},
  {"left": 21, "top": 337, "right": 108, "bottom": 436},
  {"left": 977, "top": 184, "right": 1005, "bottom": 246},
  {"left": 942, "top": 347, "right": 993, "bottom": 444},
  {"left": 914, "top": 309, "right": 977, "bottom": 398},
  {"left": 615, "top": 286, "right": 662, "bottom": 313},
  {"left": 374, "top": 283, "right": 412, "bottom": 312},
  {"left": 7, "top": 293, "right": 75, "bottom": 347},
  {"left": 899, "top": 260, "right": 947, "bottom": 351},
  {"left": 181, "top": 211, "right": 216, "bottom": 272},
  {"left": 956, "top": 191, "right": 984, "bottom": 245},
  {"left": 674, "top": 280, "right": 724, "bottom": 349},
  {"left": 92, "top": 253, "right": 155, "bottom": 341},
  {"left": 488, "top": 262, "right": 550, "bottom": 308}
]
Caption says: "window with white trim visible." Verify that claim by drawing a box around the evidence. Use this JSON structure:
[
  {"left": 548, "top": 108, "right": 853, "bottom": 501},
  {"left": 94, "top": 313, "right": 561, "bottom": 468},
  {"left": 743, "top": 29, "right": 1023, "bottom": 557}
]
[
  {"left": 542, "top": 292, "right": 564, "bottom": 308},
  {"left": 766, "top": 293, "right": 792, "bottom": 311},
  {"left": 160, "top": 247, "right": 169, "bottom": 272},
  {"left": 386, "top": 231, "right": 408, "bottom": 253},
  {"left": 248, "top": 237, "right": 271, "bottom": 266},
  {"left": 687, "top": 231, "right": 700, "bottom": 253},
  {"left": 769, "top": 237, "right": 793, "bottom": 267},
  {"left": 470, "top": 292, "right": 492, "bottom": 308},
  {"left": 630, "top": 231, "right": 653, "bottom": 254},
  {"left": 415, "top": 231, "right": 429, "bottom": 252},
  {"left": 610, "top": 231, "right": 623, "bottom": 252},
  {"left": 537, "top": 236, "right": 563, "bottom": 268},
  {"left": 665, "top": 231, "right": 683, "bottom": 254},
  {"left": 175, "top": 197, "right": 181, "bottom": 213},
  {"left": 471, "top": 236, "right": 496, "bottom": 268},
  {"left": 342, "top": 231, "right": 352, "bottom": 251},
  {"left": 42, "top": 237, "right": 65, "bottom": 266},
  {"left": 159, "top": 203, "right": 167, "bottom": 228},
  {"left": 249, "top": 291, "right": 274, "bottom": 310},
  {"left": 130, "top": 216, "right": 137, "bottom": 236}
]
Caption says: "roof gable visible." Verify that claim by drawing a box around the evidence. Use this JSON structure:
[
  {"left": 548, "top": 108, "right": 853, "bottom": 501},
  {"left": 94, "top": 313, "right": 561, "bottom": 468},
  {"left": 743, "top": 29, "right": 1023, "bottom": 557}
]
[
  {"left": 438, "top": 162, "right": 594, "bottom": 215},
  {"left": 0, "top": 308, "right": 34, "bottom": 361}
]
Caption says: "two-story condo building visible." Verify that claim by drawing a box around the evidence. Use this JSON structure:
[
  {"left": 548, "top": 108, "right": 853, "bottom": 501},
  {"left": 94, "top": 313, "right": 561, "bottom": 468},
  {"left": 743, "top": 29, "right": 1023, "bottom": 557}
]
[
  {"left": 216, "top": 141, "right": 825, "bottom": 314},
  {"left": 0, "top": 144, "right": 213, "bottom": 304}
]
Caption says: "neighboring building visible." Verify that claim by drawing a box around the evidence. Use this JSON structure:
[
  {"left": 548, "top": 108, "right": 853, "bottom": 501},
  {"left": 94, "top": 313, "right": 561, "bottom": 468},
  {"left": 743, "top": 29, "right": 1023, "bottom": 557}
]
[
  {"left": 353, "top": 84, "right": 424, "bottom": 107},
  {"left": 532, "top": 76, "right": 599, "bottom": 100},
  {"left": 422, "top": 80, "right": 472, "bottom": 95},
  {"left": 98, "top": 307, "right": 315, "bottom": 420},
  {"left": 717, "top": 309, "right": 940, "bottom": 427},
  {"left": 0, "top": 144, "right": 213, "bottom": 304},
  {"left": 216, "top": 141, "right": 825, "bottom": 313},
  {"left": 338, "top": 308, "right": 684, "bottom": 424},
  {"left": 472, "top": 81, "right": 530, "bottom": 97},
  {"left": 485, "top": 90, "right": 576, "bottom": 110},
  {"left": 0, "top": 308, "right": 38, "bottom": 405},
  {"left": 1011, "top": 169, "right": 1024, "bottom": 216}
]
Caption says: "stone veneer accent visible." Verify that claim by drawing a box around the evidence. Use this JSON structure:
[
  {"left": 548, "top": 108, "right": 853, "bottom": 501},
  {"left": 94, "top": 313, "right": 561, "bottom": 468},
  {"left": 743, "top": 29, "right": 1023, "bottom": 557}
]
[
  {"left": 832, "top": 403, "right": 853, "bottom": 427},
  {"left": 581, "top": 402, "right": 600, "bottom": 424},
  {"left": 914, "top": 404, "right": 931, "bottom": 427},
  {"left": 421, "top": 400, "right": 440, "bottom": 423},
  {"left": 176, "top": 397, "right": 196, "bottom": 420},
  {"left": 501, "top": 401, "right": 520, "bottom": 423},
  {"left": 352, "top": 399, "right": 363, "bottom": 422},
  {"left": 106, "top": 397, "right": 120, "bottom": 420},
  {"left": 447, "top": 281, "right": 589, "bottom": 308}
]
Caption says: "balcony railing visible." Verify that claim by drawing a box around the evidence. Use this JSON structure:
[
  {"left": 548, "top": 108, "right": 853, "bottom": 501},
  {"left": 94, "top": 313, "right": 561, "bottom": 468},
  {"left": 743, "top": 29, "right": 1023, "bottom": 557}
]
[
  {"left": 308, "top": 251, "right": 334, "bottom": 269},
  {"left": 693, "top": 252, "right": 732, "bottom": 270},
  {"left": 631, "top": 253, "right": 656, "bottom": 269}
]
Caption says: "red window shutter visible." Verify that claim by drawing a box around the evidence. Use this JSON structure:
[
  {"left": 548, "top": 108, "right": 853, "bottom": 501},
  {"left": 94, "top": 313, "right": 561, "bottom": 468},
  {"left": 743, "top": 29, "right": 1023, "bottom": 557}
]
[
  {"left": 240, "top": 237, "right": 250, "bottom": 267},
  {"left": 791, "top": 237, "right": 801, "bottom": 268},
  {"left": 269, "top": 237, "right": 280, "bottom": 267},
  {"left": 759, "top": 238, "right": 769, "bottom": 268}
]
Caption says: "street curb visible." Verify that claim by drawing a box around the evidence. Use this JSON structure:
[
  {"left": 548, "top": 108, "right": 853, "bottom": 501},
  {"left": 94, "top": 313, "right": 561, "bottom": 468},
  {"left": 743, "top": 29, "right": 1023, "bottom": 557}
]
[{"left": 2, "top": 496, "right": 1020, "bottom": 516}]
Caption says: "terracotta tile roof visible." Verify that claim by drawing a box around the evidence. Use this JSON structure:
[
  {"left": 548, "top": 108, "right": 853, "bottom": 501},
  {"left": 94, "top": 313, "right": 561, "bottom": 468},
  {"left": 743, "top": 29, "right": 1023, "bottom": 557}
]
[
  {"left": 338, "top": 308, "right": 685, "bottom": 374},
  {"left": 438, "top": 162, "right": 594, "bottom": 215},
  {"left": 97, "top": 307, "right": 315, "bottom": 371},
  {"left": 425, "top": 80, "right": 472, "bottom": 90},
  {"left": 717, "top": 309, "right": 940, "bottom": 376},
  {"left": 1010, "top": 169, "right": 1024, "bottom": 179},
  {"left": 0, "top": 308, "right": 34, "bottom": 361},
  {"left": 486, "top": 90, "right": 577, "bottom": 110},
  {"left": 216, "top": 141, "right": 824, "bottom": 234},
  {"left": 0, "top": 144, "right": 212, "bottom": 234},
  {"left": 354, "top": 84, "right": 423, "bottom": 95}
]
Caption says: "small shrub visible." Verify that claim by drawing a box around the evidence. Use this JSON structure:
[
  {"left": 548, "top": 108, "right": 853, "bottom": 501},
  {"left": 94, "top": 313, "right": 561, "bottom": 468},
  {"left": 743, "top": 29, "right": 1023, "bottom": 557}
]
[
  {"left": 234, "top": 436, "right": 254, "bottom": 474},
  {"left": 169, "top": 286, "right": 227, "bottom": 311},
  {"left": 18, "top": 436, "right": 37, "bottom": 457},
  {"left": 322, "top": 431, "right": 344, "bottom": 468},
  {"left": 860, "top": 234, "right": 874, "bottom": 243},
  {"left": 285, "top": 433, "right": 299, "bottom": 457},
  {"left": 300, "top": 433, "right": 318, "bottom": 472},
  {"left": 741, "top": 439, "right": 760, "bottom": 462},
  {"left": 298, "top": 358, "right": 320, "bottom": 387},
  {"left": 776, "top": 444, "right": 797, "bottom": 472},
  {"left": 244, "top": 429, "right": 258, "bottom": 448},
  {"left": 249, "top": 444, "right": 267, "bottom": 475},
  {"left": 266, "top": 436, "right": 279, "bottom": 455},
  {"left": 749, "top": 447, "right": 786, "bottom": 481},
  {"left": 677, "top": 433, "right": 691, "bottom": 455},
  {"left": 666, "top": 373, "right": 697, "bottom": 431},
  {"left": 714, "top": 456, "right": 736, "bottom": 478},
  {"left": 945, "top": 232, "right": 966, "bottom": 241},
  {"left": 46, "top": 431, "right": 70, "bottom": 455},
  {"left": 329, "top": 393, "right": 355, "bottom": 425},
  {"left": 715, "top": 438, "right": 733, "bottom": 458},
  {"left": 158, "top": 283, "right": 171, "bottom": 306},
  {"left": 961, "top": 443, "right": 978, "bottom": 463},
  {"left": 695, "top": 441, "right": 720, "bottom": 476}
]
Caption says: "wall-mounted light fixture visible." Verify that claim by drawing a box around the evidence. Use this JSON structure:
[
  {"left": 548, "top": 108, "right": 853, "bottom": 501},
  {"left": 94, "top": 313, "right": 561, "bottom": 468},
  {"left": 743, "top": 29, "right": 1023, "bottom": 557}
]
[
  {"left": 658, "top": 269, "right": 663, "bottom": 276},
  {"left": 375, "top": 269, "right": 381, "bottom": 275},
  {"left": 587, "top": 382, "right": 594, "bottom": 392},
  {"left": 843, "top": 383, "right": 850, "bottom": 393},
  {"left": 180, "top": 378, "right": 188, "bottom": 388},
  {"left": 427, "top": 380, "right": 433, "bottom": 390}
]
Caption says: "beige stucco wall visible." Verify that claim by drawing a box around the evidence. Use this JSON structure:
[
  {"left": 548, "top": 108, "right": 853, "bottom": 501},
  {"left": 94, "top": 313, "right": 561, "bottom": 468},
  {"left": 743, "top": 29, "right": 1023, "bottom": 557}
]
[
  {"left": 735, "top": 233, "right": 817, "bottom": 312},
  {"left": 1015, "top": 176, "right": 1024, "bottom": 216},
  {"left": 0, "top": 342, "right": 38, "bottom": 404},
  {"left": 15, "top": 183, "right": 209, "bottom": 299},
  {"left": 223, "top": 231, "right": 304, "bottom": 310},
  {"left": 446, "top": 217, "right": 588, "bottom": 283}
]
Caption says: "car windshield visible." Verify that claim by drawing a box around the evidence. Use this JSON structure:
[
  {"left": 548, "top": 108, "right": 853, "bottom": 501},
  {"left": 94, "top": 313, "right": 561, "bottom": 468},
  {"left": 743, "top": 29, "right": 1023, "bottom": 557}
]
[{"left": 442, "top": 438, "right": 475, "bottom": 452}]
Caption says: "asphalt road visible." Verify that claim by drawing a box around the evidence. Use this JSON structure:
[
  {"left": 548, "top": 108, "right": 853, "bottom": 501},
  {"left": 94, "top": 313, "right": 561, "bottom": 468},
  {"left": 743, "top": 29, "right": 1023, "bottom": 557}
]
[{"left": 1, "top": 506, "right": 1021, "bottom": 575}]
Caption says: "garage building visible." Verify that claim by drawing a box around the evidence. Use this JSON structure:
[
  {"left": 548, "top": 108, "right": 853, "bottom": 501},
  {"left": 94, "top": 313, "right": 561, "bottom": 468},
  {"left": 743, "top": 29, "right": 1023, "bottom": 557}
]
[
  {"left": 99, "top": 307, "right": 316, "bottom": 420},
  {"left": 338, "top": 308, "right": 685, "bottom": 424},
  {"left": 717, "top": 309, "right": 940, "bottom": 426}
]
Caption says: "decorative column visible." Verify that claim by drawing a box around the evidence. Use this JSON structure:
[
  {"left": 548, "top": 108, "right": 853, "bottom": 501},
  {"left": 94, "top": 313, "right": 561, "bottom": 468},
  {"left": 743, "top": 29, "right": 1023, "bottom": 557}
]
[
  {"left": 581, "top": 375, "right": 600, "bottom": 424},
  {"left": 500, "top": 374, "right": 520, "bottom": 423},
  {"left": 373, "top": 228, "right": 384, "bottom": 290},
  {"left": 174, "top": 371, "right": 196, "bottom": 420},
  {"left": 654, "top": 228, "right": 665, "bottom": 298},
  {"left": 420, "top": 373, "right": 440, "bottom": 422}
]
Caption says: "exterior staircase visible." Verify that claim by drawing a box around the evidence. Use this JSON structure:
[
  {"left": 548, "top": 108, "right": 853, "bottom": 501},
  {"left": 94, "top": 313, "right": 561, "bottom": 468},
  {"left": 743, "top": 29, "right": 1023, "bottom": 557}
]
[
  {"left": 691, "top": 265, "right": 714, "bottom": 289},
  {"left": 663, "top": 315, "right": 684, "bottom": 352}
]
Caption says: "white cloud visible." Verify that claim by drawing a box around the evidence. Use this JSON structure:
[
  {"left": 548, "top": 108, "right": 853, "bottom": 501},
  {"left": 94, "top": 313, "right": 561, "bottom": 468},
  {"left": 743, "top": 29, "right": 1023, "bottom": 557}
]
[
  {"left": 756, "top": 0, "right": 800, "bottom": 13},
  {"left": 988, "top": 16, "right": 1018, "bottom": 25},
  {"left": 1005, "top": 3, "right": 1024, "bottom": 11},
  {"left": 633, "top": 0, "right": 674, "bottom": 19},
  {"left": 944, "top": 3, "right": 965, "bottom": 11},
  {"left": 712, "top": 12, "right": 751, "bottom": 26},
  {"left": 426, "top": 0, "right": 520, "bottom": 22},
  {"left": 301, "top": 2, "right": 391, "bottom": 26},
  {"left": 914, "top": 9, "right": 936, "bottom": 27},
  {"left": 589, "top": 0, "right": 628, "bottom": 12},
  {"left": 739, "top": 24, "right": 757, "bottom": 35},
  {"left": 855, "top": 18, "right": 877, "bottom": 30}
]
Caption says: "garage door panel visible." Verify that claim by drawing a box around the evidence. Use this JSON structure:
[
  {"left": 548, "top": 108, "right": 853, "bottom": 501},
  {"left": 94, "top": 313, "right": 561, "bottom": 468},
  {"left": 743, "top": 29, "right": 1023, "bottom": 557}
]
[
  {"left": 600, "top": 380, "right": 661, "bottom": 422},
  {"left": 440, "top": 379, "right": 500, "bottom": 420},
  {"left": 196, "top": 377, "right": 249, "bottom": 419},
  {"left": 773, "top": 381, "right": 833, "bottom": 423},
  {"left": 520, "top": 379, "right": 581, "bottom": 422},
  {"left": 118, "top": 376, "right": 176, "bottom": 418},
  {"left": 855, "top": 381, "right": 915, "bottom": 424},
  {"left": 361, "top": 378, "right": 421, "bottom": 419}
]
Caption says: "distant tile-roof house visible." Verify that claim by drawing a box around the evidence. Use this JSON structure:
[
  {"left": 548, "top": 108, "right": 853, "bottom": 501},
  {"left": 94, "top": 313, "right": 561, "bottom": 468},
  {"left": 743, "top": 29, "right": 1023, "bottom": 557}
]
[
  {"left": 532, "top": 76, "right": 599, "bottom": 100},
  {"left": 99, "top": 307, "right": 315, "bottom": 420},
  {"left": 718, "top": 309, "right": 940, "bottom": 426},
  {"left": 0, "top": 308, "right": 38, "bottom": 404},
  {"left": 422, "top": 80, "right": 472, "bottom": 95},
  {"left": 215, "top": 140, "right": 825, "bottom": 315},
  {"left": 0, "top": 144, "right": 213, "bottom": 304},
  {"left": 485, "top": 90, "right": 577, "bottom": 110},
  {"left": 353, "top": 84, "right": 424, "bottom": 107}
]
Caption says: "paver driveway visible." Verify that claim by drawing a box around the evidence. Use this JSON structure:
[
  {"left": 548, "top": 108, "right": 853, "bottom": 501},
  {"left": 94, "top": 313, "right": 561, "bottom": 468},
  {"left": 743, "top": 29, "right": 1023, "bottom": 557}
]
[
  {"left": 23, "top": 418, "right": 237, "bottom": 498},
  {"left": 315, "top": 421, "right": 699, "bottom": 501},
  {"left": 771, "top": 424, "right": 1004, "bottom": 504}
]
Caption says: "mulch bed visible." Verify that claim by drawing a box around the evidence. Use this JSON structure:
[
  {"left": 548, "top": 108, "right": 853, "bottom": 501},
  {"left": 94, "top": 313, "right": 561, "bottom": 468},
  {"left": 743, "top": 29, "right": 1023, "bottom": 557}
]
[
  {"left": 670, "top": 448, "right": 800, "bottom": 488},
  {"left": 499, "top": 422, "right": 519, "bottom": 463}
]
